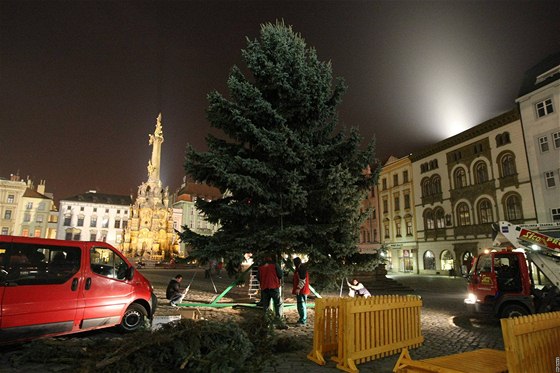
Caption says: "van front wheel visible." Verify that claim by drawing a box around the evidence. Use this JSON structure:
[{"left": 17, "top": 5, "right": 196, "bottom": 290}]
[{"left": 119, "top": 303, "right": 148, "bottom": 332}]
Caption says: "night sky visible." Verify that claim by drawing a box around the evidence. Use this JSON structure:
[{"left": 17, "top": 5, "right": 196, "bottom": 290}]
[{"left": 1, "top": 1, "right": 559, "bottom": 202}]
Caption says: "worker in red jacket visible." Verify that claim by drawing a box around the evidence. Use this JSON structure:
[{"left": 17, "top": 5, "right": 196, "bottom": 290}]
[
  {"left": 292, "top": 257, "right": 310, "bottom": 326},
  {"left": 257, "top": 254, "right": 287, "bottom": 328}
]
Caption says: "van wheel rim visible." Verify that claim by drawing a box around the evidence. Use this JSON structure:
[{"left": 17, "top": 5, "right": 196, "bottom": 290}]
[{"left": 124, "top": 310, "right": 141, "bottom": 328}]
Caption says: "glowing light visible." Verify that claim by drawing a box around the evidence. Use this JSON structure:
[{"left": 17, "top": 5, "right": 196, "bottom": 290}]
[{"left": 464, "top": 293, "right": 477, "bottom": 304}]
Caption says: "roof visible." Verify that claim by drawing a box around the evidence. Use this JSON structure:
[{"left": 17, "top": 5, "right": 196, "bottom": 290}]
[
  {"left": 518, "top": 51, "right": 560, "bottom": 98},
  {"left": 61, "top": 191, "right": 132, "bottom": 206},
  {"left": 176, "top": 182, "right": 222, "bottom": 202},
  {"left": 23, "top": 188, "right": 51, "bottom": 200}
]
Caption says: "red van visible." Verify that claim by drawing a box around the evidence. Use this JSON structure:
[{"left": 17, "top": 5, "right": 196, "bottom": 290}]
[{"left": 0, "top": 236, "right": 157, "bottom": 344}]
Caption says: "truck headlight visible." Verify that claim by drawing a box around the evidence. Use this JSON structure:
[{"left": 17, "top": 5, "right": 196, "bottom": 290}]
[{"left": 464, "top": 293, "right": 477, "bottom": 304}]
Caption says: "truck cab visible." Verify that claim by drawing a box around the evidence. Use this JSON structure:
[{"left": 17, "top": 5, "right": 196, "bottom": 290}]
[{"left": 465, "top": 221, "right": 560, "bottom": 318}]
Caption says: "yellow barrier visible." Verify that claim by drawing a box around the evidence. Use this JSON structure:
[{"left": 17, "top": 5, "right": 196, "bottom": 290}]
[
  {"left": 501, "top": 310, "right": 560, "bottom": 373},
  {"left": 307, "top": 295, "right": 423, "bottom": 372},
  {"left": 307, "top": 297, "right": 341, "bottom": 365},
  {"left": 393, "top": 310, "right": 560, "bottom": 373}
]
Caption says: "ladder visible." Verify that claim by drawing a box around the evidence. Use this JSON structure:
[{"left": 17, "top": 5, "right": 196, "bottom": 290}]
[{"left": 248, "top": 266, "right": 260, "bottom": 299}]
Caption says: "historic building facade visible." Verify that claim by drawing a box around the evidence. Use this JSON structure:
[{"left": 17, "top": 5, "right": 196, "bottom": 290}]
[
  {"left": 516, "top": 52, "right": 560, "bottom": 224},
  {"left": 172, "top": 178, "right": 223, "bottom": 257},
  {"left": 378, "top": 155, "right": 417, "bottom": 273},
  {"left": 1, "top": 175, "right": 57, "bottom": 238},
  {"left": 410, "top": 109, "right": 536, "bottom": 275},
  {"left": 121, "top": 114, "right": 178, "bottom": 260},
  {"left": 57, "top": 191, "right": 131, "bottom": 246}
]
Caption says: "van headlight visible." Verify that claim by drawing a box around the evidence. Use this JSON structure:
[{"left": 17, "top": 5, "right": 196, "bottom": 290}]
[{"left": 464, "top": 293, "right": 477, "bottom": 304}]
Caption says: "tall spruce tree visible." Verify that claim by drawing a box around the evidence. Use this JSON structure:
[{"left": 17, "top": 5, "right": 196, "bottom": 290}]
[{"left": 181, "top": 22, "right": 379, "bottom": 286}]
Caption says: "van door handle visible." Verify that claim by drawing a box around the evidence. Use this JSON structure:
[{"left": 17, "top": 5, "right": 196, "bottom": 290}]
[
  {"left": 71, "top": 278, "right": 79, "bottom": 291},
  {"left": 85, "top": 277, "right": 92, "bottom": 290}
]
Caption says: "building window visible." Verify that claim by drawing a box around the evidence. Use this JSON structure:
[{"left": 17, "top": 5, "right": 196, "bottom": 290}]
[
  {"left": 423, "top": 251, "right": 436, "bottom": 270},
  {"left": 536, "top": 98, "right": 554, "bottom": 118},
  {"left": 505, "top": 195, "right": 522, "bottom": 221},
  {"left": 474, "top": 161, "right": 488, "bottom": 184},
  {"left": 65, "top": 232, "right": 72, "bottom": 240},
  {"left": 394, "top": 196, "right": 400, "bottom": 211},
  {"left": 403, "top": 170, "right": 409, "bottom": 183},
  {"left": 114, "top": 219, "right": 121, "bottom": 229},
  {"left": 406, "top": 220, "right": 413, "bottom": 236},
  {"left": 393, "top": 174, "right": 399, "bottom": 187},
  {"left": 38, "top": 202, "right": 45, "bottom": 211},
  {"left": 90, "top": 232, "right": 97, "bottom": 241},
  {"left": 539, "top": 136, "right": 549, "bottom": 153},
  {"left": 384, "top": 221, "right": 389, "bottom": 238},
  {"left": 23, "top": 213, "right": 31, "bottom": 222},
  {"left": 34, "top": 228, "right": 41, "bottom": 237},
  {"left": 395, "top": 220, "right": 402, "bottom": 237},
  {"left": 67, "top": 206, "right": 71, "bottom": 211},
  {"left": 500, "top": 154, "right": 516, "bottom": 177},
  {"left": 26, "top": 202, "right": 33, "bottom": 209},
  {"left": 2, "top": 227, "right": 9, "bottom": 235},
  {"left": 105, "top": 209, "right": 109, "bottom": 213},
  {"left": 383, "top": 199, "right": 388, "bottom": 214},
  {"left": 4, "top": 210, "right": 12, "bottom": 220},
  {"left": 36, "top": 215, "right": 43, "bottom": 223},
  {"left": 7, "top": 194, "right": 14, "bottom": 204},
  {"left": 457, "top": 203, "right": 471, "bottom": 226},
  {"left": 382, "top": 178, "right": 387, "bottom": 190},
  {"left": 454, "top": 168, "right": 467, "bottom": 189},
  {"left": 496, "top": 132, "right": 511, "bottom": 147},
  {"left": 77, "top": 215, "right": 84, "bottom": 227},
  {"left": 435, "top": 208, "right": 445, "bottom": 229},
  {"left": 441, "top": 251, "right": 454, "bottom": 271},
  {"left": 90, "top": 217, "right": 97, "bottom": 227},
  {"left": 478, "top": 199, "right": 493, "bottom": 224},
  {"left": 545, "top": 171, "right": 556, "bottom": 188},
  {"left": 553, "top": 132, "right": 560, "bottom": 149},
  {"left": 123, "top": 220, "right": 128, "bottom": 229},
  {"left": 421, "top": 179, "right": 430, "bottom": 197},
  {"left": 102, "top": 217, "right": 109, "bottom": 228},
  {"left": 80, "top": 207, "right": 84, "bottom": 212},
  {"left": 552, "top": 208, "right": 560, "bottom": 221},
  {"left": 404, "top": 194, "right": 410, "bottom": 209},
  {"left": 63, "top": 215, "right": 71, "bottom": 226},
  {"left": 93, "top": 208, "right": 97, "bottom": 212},
  {"left": 73, "top": 232, "right": 81, "bottom": 241},
  {"left": 424, "top": 210, "right": 434, "bottom": 230},
  {"left": 432, "top": 175, "right": 442, "bottom": 194}
]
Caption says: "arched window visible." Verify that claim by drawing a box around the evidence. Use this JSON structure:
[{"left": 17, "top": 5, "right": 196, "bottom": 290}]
[
  {"left": 435, "top": 208, "right": 445, "bottom": 228},
  {"left": 500, "top": 153, "right": 516, "bottom": 177},
  {"left": 423, "top": 251, "right": 436, "bottom": 270},
  {"left": 421, "top": 178, "right": 431, "bottom": 197},
  {"left": 454, "top": 167, "right": 467, "bottom": 189},
  {"left": 457, "top": 202, "right": 471, "bottom": 226},
  {"left": 424, "top": 210, "right": 434, "bottom": 230},
  {"left": 441, "top": 250, "right": 454, "bottom": 270},
  {"left": 432, "top": 175, "right": 442, "bottom": 194},
  {"left": 474, "top": 161, "right": 488, "bottom": 184},
  {"left": 478, "top": 198, "right": 493, "bottom": 224},
  {"left": 505, "top": 194, "right": 523, "bottom": 220}
]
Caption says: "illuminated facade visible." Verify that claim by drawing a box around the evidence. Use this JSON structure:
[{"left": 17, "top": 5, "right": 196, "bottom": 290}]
[
  {"left": 122, "top": 114, "right": 178, "bottom": 260},
  {"left": 411, "top": 110, "right": 535, "bottom": 275}
]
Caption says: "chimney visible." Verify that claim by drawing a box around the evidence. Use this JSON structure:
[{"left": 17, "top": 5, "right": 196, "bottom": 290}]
[{"left": 37, "top": 180, "right": 46, "bottom": 195}]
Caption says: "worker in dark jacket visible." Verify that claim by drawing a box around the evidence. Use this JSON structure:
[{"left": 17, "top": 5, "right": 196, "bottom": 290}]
[
  {"left": 257, "top": 254, "right": 287, "bottom": 328},
  {"left": 292, "top": 257, "right": 310, "bottom": 326},
  {"left": 166, "top": 274, "right": 186, "bottom": 307}
]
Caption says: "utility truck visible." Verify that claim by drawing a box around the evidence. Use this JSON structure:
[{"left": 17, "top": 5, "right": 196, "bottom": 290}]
[{"left": 464, "top": 221, "right": 560, "bottom": 318}]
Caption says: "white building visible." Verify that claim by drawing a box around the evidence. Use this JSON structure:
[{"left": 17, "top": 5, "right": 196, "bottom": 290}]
[
  {"left": 516, "top": 52, "right": 560, "bottom": 224},
  {"left": 57, "top": 191, "right": 132, "bottom": 247}
]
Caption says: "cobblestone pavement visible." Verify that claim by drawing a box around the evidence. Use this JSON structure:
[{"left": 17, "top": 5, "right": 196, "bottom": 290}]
[{"left": 258, "top": 274, "right": 504, "bottom": 373}]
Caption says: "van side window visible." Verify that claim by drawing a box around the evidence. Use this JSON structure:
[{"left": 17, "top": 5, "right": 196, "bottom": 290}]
[
  {"left": 0, "top": 243, "right": 81, "bottom": 285},
  {"left": 90, "top": 247, "right": 128, "bottom": 280}
]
